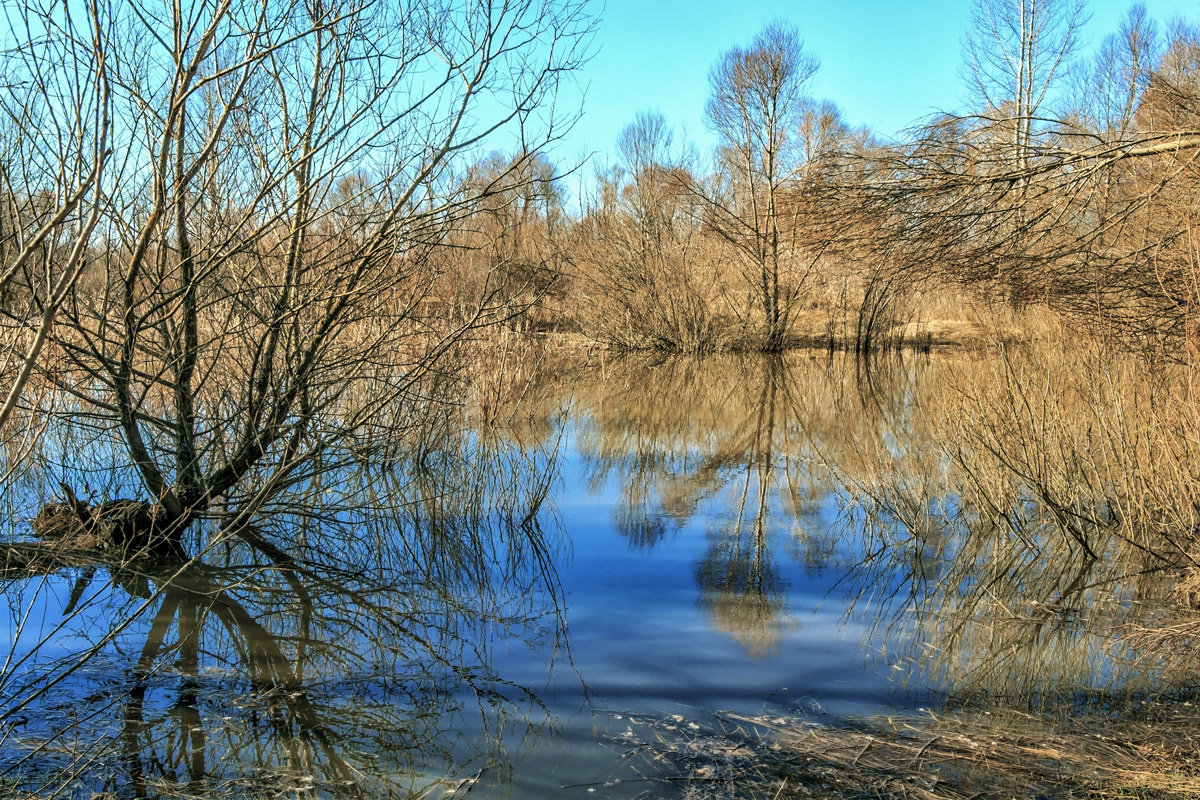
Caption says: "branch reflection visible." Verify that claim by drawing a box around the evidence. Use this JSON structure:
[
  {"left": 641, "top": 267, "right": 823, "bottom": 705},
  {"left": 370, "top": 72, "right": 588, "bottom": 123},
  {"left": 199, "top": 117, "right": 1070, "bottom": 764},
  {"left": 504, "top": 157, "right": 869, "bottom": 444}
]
[
  {"left": 570, "top": 353, "right": 868, "bottom": 656},
  {"left": 565, "top": 347, "right": 1198, "bottom": 703},
  {"left": 0, "top": 417, "right": 564, "bottom": 798}
]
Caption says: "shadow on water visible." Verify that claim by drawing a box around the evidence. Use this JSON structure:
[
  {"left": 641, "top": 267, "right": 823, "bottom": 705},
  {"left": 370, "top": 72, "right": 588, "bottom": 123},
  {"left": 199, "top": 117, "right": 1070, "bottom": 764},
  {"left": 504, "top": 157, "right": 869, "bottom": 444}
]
[{"left": 0, "top": 412, "right": 567, "bottom": 798}]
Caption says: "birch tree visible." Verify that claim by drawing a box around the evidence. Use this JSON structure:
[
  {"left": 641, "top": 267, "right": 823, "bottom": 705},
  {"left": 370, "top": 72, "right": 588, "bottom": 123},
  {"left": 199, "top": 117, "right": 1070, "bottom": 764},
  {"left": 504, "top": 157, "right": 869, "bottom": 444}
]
[{"left": 964, "top": 0, "right": 1088, "bottom": 167}]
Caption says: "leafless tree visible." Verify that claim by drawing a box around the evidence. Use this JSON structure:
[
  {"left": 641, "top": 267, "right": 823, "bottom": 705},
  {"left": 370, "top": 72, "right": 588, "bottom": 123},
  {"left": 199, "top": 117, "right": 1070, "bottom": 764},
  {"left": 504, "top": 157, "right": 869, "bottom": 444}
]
[
  {"left": 460, "top": 149, "right": 566, "bottom": 302},
  {"left": 700, "top": 21, "right": 820, "bottom": 352},
  {"left": 2, "top": 0, "right": 592, "bottom": 555},
  {"left": 963, "top": 0, "right": 1088, "bottom": 168},
  {"left": 617, "top": 109, "right": 675, "bottom": 175},
  {"left": 1071, "top": 2, "right": 1161, "bottom": 139},
  {"left": 848, "top": 14, "right": 1200, "bottom": 349},
  {"left": 0, "top": 1, "right": 111, "bottom": 437},
  {"left": 569, "top": 112, "right": 732, "bottom": 350}
]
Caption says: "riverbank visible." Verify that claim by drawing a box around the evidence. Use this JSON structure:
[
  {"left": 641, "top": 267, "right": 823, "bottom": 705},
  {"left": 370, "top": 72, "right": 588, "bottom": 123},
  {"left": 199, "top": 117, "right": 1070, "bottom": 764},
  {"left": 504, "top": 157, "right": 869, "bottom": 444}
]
[
  {"left": 527, "top": 295, "right": 1038, "bottom": 353},
  {"left": 625, "top": 702, "right": 1200, "bottom": 799}
]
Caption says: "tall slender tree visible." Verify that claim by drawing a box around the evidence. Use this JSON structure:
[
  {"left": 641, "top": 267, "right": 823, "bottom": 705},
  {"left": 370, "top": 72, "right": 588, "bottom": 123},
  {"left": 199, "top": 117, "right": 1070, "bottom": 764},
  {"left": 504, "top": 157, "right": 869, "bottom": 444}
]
[
  {"left": 702, "top": 22, "right": 818, "bottom": 351},
  {"left": 963, "top": 0, "right": 1088, "bottom": 168},
  {"left": 1075, "top": 2, "right": 1161, "bottom": 138}
]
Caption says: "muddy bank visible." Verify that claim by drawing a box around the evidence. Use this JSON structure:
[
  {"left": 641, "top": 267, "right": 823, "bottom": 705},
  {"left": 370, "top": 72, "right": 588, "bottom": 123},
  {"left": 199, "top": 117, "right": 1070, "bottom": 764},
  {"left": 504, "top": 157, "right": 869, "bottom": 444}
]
[{"left": 619, "top": 703, "right": 1200, "bottom": 799}]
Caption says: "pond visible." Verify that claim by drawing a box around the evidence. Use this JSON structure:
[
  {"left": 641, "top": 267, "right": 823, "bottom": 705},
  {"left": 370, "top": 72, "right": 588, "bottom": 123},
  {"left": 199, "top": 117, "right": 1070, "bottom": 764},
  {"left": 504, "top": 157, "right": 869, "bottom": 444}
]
[{"left": 0, "top": 349, "right": 1193, "bottom": 798}]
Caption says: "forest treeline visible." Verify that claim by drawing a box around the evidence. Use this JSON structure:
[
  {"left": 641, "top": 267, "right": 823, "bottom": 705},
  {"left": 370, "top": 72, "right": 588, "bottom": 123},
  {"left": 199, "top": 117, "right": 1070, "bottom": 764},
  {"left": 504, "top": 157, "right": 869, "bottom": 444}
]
[
  {"left": 453, "top": 1, "right": 1200, "bottom": 356},
  {"left": 3, "top": 1, "right": 1198, "bottom": 365},
  {"left": 551, "top": 1, "right": 1199, "bottom": 355}
]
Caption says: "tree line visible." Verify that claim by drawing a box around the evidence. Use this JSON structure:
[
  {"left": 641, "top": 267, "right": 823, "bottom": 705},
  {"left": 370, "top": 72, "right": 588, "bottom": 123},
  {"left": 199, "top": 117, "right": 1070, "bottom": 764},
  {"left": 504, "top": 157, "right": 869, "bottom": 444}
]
[{"left": 490, "top": 0, "right": 1200, "bottom": 355}]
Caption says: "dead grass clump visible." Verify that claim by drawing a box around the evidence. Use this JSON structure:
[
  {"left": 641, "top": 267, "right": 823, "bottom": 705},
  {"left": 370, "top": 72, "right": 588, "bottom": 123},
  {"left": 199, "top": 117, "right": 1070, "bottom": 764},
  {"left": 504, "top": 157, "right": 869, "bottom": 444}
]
[
  {"left": 618, "top": 706, "right": 1200, "bottom": 799},
  {"left": 888, "top": 317, "right": 1026, "bottom": 349}
]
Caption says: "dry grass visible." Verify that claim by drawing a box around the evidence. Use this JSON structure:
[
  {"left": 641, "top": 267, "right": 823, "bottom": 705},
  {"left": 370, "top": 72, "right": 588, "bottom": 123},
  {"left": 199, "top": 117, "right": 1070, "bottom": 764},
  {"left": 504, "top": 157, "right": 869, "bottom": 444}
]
[
  {"left": 616, "top": 705, "right": 1200, "bottom": 800},
  {"left": 562, "top": 206, "right": 1044, "bottom": 354},
  {"left": 823, "top": 318, "right": 1200, "bottom": 703},
  {"left": 785, "top": 276, "right": 1022, "bottom": 351},
  {"left": 887, "top": 317, "right": 1026, "bottom": 348}
]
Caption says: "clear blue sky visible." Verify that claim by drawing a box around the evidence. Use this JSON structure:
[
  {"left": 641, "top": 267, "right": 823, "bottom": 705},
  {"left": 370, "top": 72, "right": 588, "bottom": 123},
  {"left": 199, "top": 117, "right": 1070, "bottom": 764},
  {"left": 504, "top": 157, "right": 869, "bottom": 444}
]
[{"left": 557, "top": 0, "right": 1200, "bottom": 169}]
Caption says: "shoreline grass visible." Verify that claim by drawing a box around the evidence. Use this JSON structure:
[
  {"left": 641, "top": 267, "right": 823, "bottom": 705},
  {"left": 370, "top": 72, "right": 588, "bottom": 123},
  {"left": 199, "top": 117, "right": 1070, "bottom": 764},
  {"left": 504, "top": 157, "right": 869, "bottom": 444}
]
[{"left": 618, "top": 702, "right": 1200, "bottom": 799}]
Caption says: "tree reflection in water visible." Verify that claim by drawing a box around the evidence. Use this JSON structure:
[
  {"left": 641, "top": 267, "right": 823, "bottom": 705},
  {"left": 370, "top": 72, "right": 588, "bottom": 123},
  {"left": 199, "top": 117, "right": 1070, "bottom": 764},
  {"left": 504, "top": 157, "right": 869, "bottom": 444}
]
[
  {"left": 4, "top": 346, "right": 1197, "bottom": 798},
  {"left": 692, "top": 359, "right": 788, "bottom": 659},
  {"left": 571, "top": 353, "right": 860, "bottom": 657},
  {"left": 565, "top": 348, "right": 1198, "bottom": 702},
  {"left": 830, "top": 347, "right": 1200, "bottom": 706},
  {"left": 0, "top": 419, "right": 564, "bottom": 798}
]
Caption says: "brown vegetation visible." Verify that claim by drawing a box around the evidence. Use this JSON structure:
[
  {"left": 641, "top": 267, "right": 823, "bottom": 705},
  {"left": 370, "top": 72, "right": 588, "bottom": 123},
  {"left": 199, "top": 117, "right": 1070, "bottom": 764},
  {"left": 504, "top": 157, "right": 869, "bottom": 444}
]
[
  {"left": 534, "top": 9, "right": 1200, "bottom": 360},
  {"left": 621, "top": 705, "right": 1200, "bottom": 799},
  {"left": 2, "top": 1, "right": 1200, "bottom": 794}
]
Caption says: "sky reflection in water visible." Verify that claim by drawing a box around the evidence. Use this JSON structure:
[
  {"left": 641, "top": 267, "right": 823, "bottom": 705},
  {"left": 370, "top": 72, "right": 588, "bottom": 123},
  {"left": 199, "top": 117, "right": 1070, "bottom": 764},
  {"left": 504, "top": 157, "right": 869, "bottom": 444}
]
[{"left": 0, "top": 350, "right": 1179, "bottom": 798}]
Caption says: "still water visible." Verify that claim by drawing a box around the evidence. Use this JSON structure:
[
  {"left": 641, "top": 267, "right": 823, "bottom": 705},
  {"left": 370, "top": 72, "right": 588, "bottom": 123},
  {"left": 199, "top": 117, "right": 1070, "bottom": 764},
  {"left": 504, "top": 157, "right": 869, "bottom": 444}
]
[{"left": 0, "top": 351, "right": 1183, "bottom": 798}]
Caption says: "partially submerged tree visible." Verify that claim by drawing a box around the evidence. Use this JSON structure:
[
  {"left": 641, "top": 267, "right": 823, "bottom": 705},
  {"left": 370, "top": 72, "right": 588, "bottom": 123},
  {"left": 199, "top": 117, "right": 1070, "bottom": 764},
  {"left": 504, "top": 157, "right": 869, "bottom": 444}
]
[{"left": 1, "top": 0, "right": 592, "bottom": 556}]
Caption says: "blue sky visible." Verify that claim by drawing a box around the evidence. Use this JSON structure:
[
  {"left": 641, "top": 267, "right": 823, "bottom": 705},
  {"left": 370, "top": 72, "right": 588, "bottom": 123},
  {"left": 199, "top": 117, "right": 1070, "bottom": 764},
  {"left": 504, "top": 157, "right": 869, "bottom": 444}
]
[{"left": 557, "top": 0, "right": 1200, "bottom": 169}]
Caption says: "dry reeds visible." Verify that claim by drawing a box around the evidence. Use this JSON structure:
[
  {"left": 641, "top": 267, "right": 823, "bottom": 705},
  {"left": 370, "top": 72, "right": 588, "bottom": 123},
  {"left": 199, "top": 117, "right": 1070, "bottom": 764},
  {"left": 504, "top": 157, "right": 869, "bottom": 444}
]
[
  {"left": 619, "top": 705, "right": 1200, "bottom": 800},
  {"left": 933, "top": 326, "right": 1200, "bottom": 572}
]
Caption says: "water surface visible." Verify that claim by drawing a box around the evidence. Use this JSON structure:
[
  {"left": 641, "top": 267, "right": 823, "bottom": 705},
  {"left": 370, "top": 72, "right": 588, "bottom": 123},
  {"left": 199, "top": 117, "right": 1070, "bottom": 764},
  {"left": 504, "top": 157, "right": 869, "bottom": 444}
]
[{"left": 0, "top": 350, "right": 1186, "bottom": 798}]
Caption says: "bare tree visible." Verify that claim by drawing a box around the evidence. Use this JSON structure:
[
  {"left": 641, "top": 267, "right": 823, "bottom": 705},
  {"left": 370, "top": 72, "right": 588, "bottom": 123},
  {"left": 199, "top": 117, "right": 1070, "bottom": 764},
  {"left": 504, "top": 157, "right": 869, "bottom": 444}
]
[
  {"left": 848, "top": 3, "right": 1200, "bottom": 349},
  {"left": 1072, "top": 2, "right": 1161, "bottom": 139},
  {"left": 797, "top": 99, "right": 849, "bottom": 169},
  {"left": 617, "top": 109, "right": 676, "bottom": 175},
  {"left": 451, "top": 148, "right": 567, "bottom": 325},
  {"left": 0, "top": 1, "right": 111, "bottom": 437},
  {"left": 1137, "top": 19, "right": 1200, "bottom": 131},
  {"left": 963, "top": 0, "right": 1088, "bottom": 168},
  {"left": 700, "top": 22, "right": 819, "bottom": 352},
  {"left": 569, "top": 112, "right": 732, "bottom": 350},
  {"left": 3, "top": 0, "right": 592, "bottom": 556}
]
